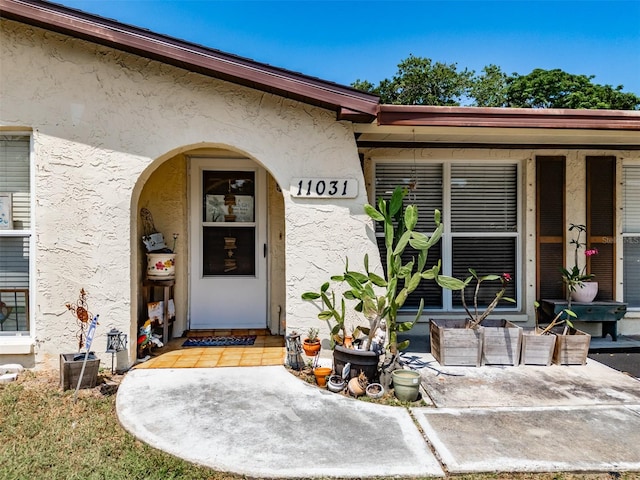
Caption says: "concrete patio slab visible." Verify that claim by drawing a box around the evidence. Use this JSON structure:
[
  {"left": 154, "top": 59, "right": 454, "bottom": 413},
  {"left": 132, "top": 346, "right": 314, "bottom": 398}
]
[
  {"left": 116, "top": 366, "right": 444, "bottom": 479},
  {"left": 413, "top": 405, "right": 640, "bottom": 473},
  {"left": 416, "top": 354, "right": 640, "bottom": 408}
]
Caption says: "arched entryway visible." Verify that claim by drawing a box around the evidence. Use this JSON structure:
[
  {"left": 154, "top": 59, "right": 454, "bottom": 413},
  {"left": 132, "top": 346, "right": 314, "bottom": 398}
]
[{"left": 132, "top": 146, "right": 285, "bottom": 353}]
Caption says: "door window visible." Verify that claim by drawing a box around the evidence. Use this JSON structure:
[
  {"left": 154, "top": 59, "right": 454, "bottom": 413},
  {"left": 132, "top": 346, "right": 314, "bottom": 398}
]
[{"left": 201, "top": 170, "right": 256, "bottom": 276}]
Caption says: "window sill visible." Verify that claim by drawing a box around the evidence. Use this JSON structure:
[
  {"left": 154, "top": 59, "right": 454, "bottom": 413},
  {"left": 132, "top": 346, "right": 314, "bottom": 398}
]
[{"left": 0, "top": 336, "right": 34, "bottom": 355}]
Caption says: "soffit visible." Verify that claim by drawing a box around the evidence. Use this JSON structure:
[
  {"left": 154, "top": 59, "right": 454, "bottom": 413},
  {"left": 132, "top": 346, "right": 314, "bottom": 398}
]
[
  {"left": 356, "top": 106, "right": 640, "bottom": 149},
  {"left": 0, "top": 0, "right": 379, "bottom": 121}
]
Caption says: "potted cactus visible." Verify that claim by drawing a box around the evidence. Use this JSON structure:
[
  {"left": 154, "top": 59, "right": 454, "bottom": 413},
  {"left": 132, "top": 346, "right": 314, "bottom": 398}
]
[
  {"left": 302, "top": 186, "right": 464, "bottom": 387},
  {"left": 302, "top": 327, "right": 321, "bottom": 357}
]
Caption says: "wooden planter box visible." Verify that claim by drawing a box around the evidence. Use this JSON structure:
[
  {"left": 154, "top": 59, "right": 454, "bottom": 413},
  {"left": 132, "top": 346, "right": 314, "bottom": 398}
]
[
  {"left": 60, "top": 352, "right": 100, "bottom": 390},
  {"left": 430, "top": 319, "right": 482, "bottom": 367},
  {"left": 480, "top": 319, "right": 522, "bottom": 366},
  {"left": 520, "top": 328, "right": 556, "bottom": 366},
  {"left": 551, "top": 327, "right": 591, "bottom": 365}
]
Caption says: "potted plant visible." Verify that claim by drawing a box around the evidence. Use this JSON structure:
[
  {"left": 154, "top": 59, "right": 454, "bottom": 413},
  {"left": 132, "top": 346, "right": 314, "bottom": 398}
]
[
  {"left": 560, "top": 223, "right": 599, "bottom": 305},
  {"left": 61, "top": 288, "right": 101, "bottom": 390},
  {"left": 303, "top": 186, "right": 464, "bottom": 387},
  {"left": 302, "top": 327, "right": 321, "bottom": 357},
  {"left": 520, "top": 302, "right": 576, "bottom": 365},
  {"left": 430, "top": 270, "right": 519, "bottom": 366}
]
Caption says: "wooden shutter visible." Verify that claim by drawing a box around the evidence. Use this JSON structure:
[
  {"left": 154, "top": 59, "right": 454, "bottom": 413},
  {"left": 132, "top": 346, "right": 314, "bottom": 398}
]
[
  {"left": 537, "top": 156, "right": 565, "bottom": 300},
  {"left": 587, "top": 156, "right": 615, "bottom": 300}
]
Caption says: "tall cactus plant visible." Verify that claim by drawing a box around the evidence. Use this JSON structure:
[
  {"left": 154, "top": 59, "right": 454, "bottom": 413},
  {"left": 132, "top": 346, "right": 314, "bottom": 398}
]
[{"left": 303, "top": 186, "right": 465, "bottom": 355}]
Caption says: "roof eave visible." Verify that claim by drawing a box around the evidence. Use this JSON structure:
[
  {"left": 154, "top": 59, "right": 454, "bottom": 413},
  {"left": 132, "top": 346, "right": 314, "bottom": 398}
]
[
  {"left": 377, "top": 105, "right": 640, "bottom": 130},
  {"left": 0, "top": 0, "right": 379, "bottom": 121}
]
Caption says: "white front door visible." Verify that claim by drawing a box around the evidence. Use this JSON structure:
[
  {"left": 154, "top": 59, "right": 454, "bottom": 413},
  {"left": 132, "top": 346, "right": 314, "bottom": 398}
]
[{"left": 189, "top": 158, "right": 267, "bottom": 329}]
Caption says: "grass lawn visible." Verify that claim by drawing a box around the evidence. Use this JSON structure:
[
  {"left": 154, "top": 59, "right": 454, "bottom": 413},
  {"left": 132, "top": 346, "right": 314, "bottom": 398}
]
[{"left": 0, "top": 369, "right": 636, "bottom": 480}]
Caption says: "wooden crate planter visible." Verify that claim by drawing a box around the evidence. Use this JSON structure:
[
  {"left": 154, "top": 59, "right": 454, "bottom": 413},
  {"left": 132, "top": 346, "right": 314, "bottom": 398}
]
[
  {"left": 520, "top": 328, "right": 556, "bottom": 366},
  {"left": 552, "top": 327, "right": 591, "bottom": 365},
  {"left": 430, "top": 319, "right": 482, "bottom": 367},
  {"left": 480, "top": 319, "right": 522, "bottom": 366},
  {"left": 60, "top": 352, "right": 100, "bottom": 390}
]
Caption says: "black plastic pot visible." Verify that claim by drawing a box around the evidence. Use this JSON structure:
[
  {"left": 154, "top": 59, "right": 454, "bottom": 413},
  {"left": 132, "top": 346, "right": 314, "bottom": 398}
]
[{"left": 333, "top": 345, "right": 380, "bottom": 382}]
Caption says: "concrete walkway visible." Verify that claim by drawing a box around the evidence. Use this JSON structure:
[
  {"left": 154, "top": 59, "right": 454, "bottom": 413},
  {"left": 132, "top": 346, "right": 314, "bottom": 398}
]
[{"left": 116, "top": 358, "right": 640, "bottom": 478}]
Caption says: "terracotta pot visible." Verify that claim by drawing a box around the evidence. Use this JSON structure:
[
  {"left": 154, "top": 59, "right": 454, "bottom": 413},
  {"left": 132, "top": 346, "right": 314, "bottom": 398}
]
[
  {"left": 348, "top": 376, "right": 366, "bottom": 397},
  {"left": 313, "top": 367, "right": 331, "bottom": 387},
  {"left": 302, "top": 339, "right": 321, "bottom": 357}
]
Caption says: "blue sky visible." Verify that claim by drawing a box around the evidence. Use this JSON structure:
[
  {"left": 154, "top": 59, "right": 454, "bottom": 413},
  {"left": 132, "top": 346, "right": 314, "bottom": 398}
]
[{"left": 54, "top": 1, "right": 640, "bottom": 96}]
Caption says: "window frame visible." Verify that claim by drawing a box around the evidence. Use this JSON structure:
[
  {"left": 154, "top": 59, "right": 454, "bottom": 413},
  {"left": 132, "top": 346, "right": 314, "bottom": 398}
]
[
  {"left": 0, "top": 132, "right": 34, "bottom": 338},
  {"left": 622, "top": 161, "right": 640, "bottom": 310},
  {"left": 373, "top": 157, "right": 522, "bottom": 314}
]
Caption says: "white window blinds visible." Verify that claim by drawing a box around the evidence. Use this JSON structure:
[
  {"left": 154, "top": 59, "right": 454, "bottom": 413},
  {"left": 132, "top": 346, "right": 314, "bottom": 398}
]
[
  {"left": 0, "top": 136, "right": 31, "bottom": 332},
  {"left": 375, "top": 160, "right": 519, "bottom": 312},
  {"left": 451, "top": 164, "right": 517, "bottom": 232},
  {"left": 0, "top": 136, "right": 30, "bottom": 230},
  {"left": 623, "top": 165, "right": 640, "bottom": 307}
]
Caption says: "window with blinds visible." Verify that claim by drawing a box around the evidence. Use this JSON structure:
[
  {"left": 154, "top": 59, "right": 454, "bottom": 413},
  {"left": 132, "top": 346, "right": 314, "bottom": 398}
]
[
  {"left": 375, "top": 161, "right": 519, "bottom": 312},
  {"left": 623, "top": 164, "right": 640, "bottom": 308},
  {"left": 0, "top": 135, "right": 31, "bottom": 332}
]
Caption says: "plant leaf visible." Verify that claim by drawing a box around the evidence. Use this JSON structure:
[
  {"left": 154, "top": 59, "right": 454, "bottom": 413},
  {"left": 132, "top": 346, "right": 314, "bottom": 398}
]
[
  {"left": 368, "top": 272, "right": 387, "bottom": 287},
  {"left": 436, "top": 275, "right": 467, "bottom": 290},
  {"left": 389, "top": 187, "right": 405, "bottom": 216},
  {"left": 409, "top": 232, "right": 429, "bottom": 250},
  {"left": 404, "top": 204, "right": 418, "bottom": 231},
  {"left": 301, "top": 292, "right": 320, "bottom": 300},
  {"left": 393, "top": 231, "right": 412, "bottom": 255},
  {"left": 364, "top": 204, "right": 384, "bottom": 222}
]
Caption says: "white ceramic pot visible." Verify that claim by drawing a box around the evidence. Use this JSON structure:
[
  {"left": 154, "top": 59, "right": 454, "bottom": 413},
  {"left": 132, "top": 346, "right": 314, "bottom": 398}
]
[
  {"left": 327, "top": 375, "right": 346, "bottom": 393},
  {"left": 146, "top": 253, "right": 176, "bottom": 279},
  {"left": 365, "top": 383, "right": 384, "bottom": 399},
  {"left": 571, "top": 281, "right": 598, "bottom": 303}
]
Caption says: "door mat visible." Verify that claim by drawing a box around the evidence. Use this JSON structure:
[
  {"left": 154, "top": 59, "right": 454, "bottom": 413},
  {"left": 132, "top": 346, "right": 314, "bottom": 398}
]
[{"left": 182, "top": 335, "right": 257, "bottom": 347}]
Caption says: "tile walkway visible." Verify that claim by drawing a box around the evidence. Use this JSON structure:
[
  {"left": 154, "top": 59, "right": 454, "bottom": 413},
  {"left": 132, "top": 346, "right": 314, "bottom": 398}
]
[{"left": 133, "top": 329, "right": 286, "bottom": 369}]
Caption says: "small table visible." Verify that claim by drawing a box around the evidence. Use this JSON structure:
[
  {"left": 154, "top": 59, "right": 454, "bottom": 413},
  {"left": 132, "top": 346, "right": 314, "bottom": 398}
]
[
  {"left": 539, "top": 299, "right": 627, "bottom": 341},
  {"left": 142, "top": 278, "right": 175, "bottom": 344}
]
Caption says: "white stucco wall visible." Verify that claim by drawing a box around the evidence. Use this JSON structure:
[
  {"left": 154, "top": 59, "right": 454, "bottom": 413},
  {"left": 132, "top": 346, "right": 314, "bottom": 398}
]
[{"left": 0, "top": 20, "right": 379, "bottom": 367}]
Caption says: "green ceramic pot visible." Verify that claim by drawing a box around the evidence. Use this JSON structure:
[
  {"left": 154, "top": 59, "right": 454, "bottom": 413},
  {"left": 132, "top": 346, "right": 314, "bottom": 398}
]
[{"left": 391, "top": 369, "right": 421, "bottom": 402}]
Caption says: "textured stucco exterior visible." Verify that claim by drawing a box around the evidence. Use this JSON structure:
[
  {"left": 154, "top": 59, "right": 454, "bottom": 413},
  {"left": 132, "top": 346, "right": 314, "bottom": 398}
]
[{"left": 0, "top": 19, "right": 380, "bottom": 367}]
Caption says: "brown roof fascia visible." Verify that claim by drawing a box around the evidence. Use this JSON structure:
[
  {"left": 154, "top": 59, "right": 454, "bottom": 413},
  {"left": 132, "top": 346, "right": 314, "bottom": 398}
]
[
  {"left": 0, "top": 0, "right": 379, "bottom": 121},
  {"left": 377, "top": 105, "right": 640, "bottom": 131}
]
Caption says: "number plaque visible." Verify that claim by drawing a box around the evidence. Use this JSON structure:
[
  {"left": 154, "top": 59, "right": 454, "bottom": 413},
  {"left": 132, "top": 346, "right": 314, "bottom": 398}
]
[{"left": 290, "top": 178, "right": 358, "bottom": 198}]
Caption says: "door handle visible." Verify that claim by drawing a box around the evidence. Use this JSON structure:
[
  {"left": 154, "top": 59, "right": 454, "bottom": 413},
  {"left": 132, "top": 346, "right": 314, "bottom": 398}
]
[{"left": 264, "top": 243, "right": 267, "bottom": 258}]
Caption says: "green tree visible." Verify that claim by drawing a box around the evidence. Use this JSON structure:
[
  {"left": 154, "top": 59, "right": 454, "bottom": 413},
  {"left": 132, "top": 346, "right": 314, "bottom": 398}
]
[
  {"left": 352, "top": 59, "right": 640, "bottom": 110},
  {"left": 353, "top": 55, "right": 474, "bottom": 106},
  {"left": 470, "top": 64, "right": 508, "bottom": 107},
  {"left": 505, "top": 69, "right": 640, "bottom": 110}
]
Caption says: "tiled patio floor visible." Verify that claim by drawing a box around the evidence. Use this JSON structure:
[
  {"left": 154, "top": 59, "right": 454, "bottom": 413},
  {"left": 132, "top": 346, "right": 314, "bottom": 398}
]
[{"left": 133, "top": 329, "right": 286, "bottom": 369}]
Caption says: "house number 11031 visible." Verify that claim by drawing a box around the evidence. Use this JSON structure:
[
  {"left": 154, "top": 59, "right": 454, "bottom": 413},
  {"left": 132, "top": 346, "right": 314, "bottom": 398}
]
[{"left": 290, "top": 178, "right": 358, "bottom": 198}]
